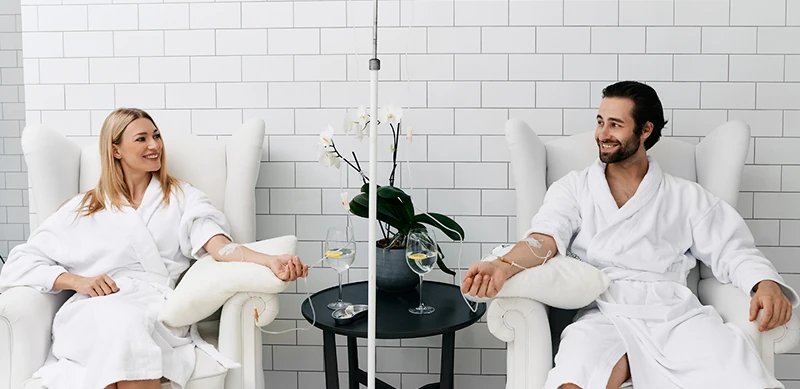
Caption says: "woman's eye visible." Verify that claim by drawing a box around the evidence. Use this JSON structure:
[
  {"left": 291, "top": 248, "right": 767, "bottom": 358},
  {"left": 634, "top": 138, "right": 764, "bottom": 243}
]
[{"left": 154, "top": 134, "right": 161, "bottom": 139}]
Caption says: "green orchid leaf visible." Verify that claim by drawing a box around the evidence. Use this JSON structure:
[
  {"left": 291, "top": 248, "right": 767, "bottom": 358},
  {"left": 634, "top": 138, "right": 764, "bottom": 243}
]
[{"left": 411, "top": 213, "right": 465, "bottom": 241}]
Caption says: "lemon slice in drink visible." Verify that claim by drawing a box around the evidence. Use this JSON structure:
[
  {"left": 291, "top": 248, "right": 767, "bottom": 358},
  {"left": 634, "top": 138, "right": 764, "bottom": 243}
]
[
  {"left": 408, "top": 253, "right": 427, "bottom": 261},
  {"left": 325, "top": 250, "right": 343, "bottom": 258}
]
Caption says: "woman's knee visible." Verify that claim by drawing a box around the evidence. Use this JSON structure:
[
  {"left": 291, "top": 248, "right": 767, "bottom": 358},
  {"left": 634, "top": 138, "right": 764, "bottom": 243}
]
[{"left": 560, "top": 384, "right": 582, "bottom": 389}]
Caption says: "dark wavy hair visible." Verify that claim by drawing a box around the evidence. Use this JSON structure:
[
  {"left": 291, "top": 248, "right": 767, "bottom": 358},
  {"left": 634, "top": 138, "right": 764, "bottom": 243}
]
[{"left": 602, "top": 81, "right": 668, "bottom": 150}]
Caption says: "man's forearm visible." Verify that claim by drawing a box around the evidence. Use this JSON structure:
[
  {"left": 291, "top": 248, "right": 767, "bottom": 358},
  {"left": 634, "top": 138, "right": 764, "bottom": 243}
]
[{"left": 497, "top": 233, "right": 558, "bottom": 277}]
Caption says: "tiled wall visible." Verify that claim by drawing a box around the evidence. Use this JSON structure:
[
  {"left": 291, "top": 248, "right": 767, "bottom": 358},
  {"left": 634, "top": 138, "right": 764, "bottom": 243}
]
[
  {"left": 5, "top": 0, "right": 800, "bottom": 387},
  {"left": 0, "top": 0, "right": 24, "bottom": 270}
]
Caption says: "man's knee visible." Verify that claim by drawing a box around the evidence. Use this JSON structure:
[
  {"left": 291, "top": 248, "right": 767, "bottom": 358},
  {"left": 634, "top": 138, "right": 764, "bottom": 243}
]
[
  {"left": 560, "top": 384, "right": 582, "bottom": 389},
  {"left": 607, "top": 354, "right": 631, "bottom": 389}
]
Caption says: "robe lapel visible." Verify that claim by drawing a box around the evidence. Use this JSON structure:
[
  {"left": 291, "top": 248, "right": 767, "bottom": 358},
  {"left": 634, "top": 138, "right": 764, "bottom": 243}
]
[
  {"left": 588, "top": 156, "right": 664, "bottom": 233},
  {"left": 117, "top": 177, "right": 170, "bottom": 284}
]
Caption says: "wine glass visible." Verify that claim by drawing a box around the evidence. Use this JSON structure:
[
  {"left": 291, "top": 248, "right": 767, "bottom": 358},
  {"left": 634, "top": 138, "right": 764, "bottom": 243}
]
[
  {"left": 324, "top": 226, "right": 356, "bottom": 310},
  {"left": 405, "top": 228, "right": 438, "bottom": 315}
]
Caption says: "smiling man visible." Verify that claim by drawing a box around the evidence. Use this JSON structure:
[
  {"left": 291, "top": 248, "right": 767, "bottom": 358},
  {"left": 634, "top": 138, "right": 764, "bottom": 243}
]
[{"left": 462, "top": 81, "right": 799, "bottom": 389}]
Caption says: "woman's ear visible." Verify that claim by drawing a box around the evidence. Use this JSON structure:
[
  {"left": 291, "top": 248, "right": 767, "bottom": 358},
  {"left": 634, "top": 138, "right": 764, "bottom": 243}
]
[{"left": 112, "top": 146, "right": 121, "bottom": 159}]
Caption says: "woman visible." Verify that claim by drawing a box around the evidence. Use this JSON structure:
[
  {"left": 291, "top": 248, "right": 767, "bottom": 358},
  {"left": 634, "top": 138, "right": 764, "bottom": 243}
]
[{"left": 0, "top": 108, "right": 308, "bottom": 389}]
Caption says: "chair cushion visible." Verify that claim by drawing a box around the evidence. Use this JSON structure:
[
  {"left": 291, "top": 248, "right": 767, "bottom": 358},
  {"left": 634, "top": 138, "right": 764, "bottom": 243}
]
[
  {"left": 466, "top": 245, "right": 612, "bottom": 309},
  {"left": 22, "top": 327, "right": 226, "bottom": 389},
  {"left": 160, "top": 235, "right": 296, "bottom": 328}
]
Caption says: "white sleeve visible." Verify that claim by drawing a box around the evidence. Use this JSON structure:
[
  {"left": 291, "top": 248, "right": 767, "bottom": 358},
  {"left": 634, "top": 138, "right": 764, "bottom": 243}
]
[
  {"left": 0, "top": 213, "right": 68, "bottom": 293},
  {"left": 178, "top": 184, "right": 232, "bottom": 259},
  {"left": 522, "top": 172, "right": 582, "bottom": 257},
  {"left": 689, "top": 199, "right": 800, "bottom": 308}
]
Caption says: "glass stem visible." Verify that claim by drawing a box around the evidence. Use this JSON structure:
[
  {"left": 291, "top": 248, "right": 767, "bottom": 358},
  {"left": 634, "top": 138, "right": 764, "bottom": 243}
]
[
  {"left": 338, "top": 272, "right": 344, "bottom": 302},
  {"left": 418, "top": 275, "right": 424, "bottom": 307}
]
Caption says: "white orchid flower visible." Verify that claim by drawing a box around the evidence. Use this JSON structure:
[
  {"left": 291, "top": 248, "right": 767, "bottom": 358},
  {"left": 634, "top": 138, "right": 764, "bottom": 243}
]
[
  {"left": 343, "top": 106, "right": 368, "bottom": 141},
  {"left": 316, "top": 125, "right": 341, "bottom": 168},
  {"left": 379, "top": 104, "right": 403, "bottom": 125}
]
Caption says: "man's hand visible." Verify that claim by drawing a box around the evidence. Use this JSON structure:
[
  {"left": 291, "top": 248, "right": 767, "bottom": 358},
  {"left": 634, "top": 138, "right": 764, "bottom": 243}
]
[
  {"left": 461, "top": 261, "right": 510, "bottom": 298},
  {"left": 74, "top": 274, "right": 119, "bottom": 297},
  {"left": 750, "top": 280, "right": 793, "bottom": 332},
  {"left": 265, "top": 254, "right": 308, "bottom": 282}
]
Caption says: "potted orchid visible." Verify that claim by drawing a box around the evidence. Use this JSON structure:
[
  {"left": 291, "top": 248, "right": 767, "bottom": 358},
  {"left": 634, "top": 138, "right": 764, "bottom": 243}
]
[{"left": 316, "top": 104, "right": 464, "bottom": 293}]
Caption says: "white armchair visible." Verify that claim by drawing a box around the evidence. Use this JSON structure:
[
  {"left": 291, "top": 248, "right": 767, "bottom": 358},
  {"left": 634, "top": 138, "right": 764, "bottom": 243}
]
[
  {"left": 487, "top": 118, "right": 800, "bottom": 389},
  {"left": 0, "top": 118, "right": 281, "bottom": 389}
]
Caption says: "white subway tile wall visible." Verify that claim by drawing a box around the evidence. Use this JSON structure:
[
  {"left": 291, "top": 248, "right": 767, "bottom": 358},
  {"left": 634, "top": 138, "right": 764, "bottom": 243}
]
[{"left": 4, "top": 0, "right": 800, "bottom": 386}]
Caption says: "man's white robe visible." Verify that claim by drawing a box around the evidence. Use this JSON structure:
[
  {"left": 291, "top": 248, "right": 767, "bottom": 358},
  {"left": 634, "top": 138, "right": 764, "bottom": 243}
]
[
  {"left": 526, "top": 157, "right": 800, "bottom": 389},
  {"left": 0, "top": 177, "right": 234, "bottom": 389}
]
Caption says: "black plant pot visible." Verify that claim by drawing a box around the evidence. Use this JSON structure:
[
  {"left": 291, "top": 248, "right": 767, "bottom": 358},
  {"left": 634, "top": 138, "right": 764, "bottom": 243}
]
[{"left": 375, "top": 246, "right": 419, "bottom": 293}]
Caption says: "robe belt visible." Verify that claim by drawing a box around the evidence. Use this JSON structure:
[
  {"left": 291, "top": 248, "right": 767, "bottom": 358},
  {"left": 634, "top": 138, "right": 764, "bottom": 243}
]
[
  {"left": 596, "top": 268, "right": 691, "bottom": 321},
  {"left": 602, "top": 267, "right": 684, "bottom": 283}
]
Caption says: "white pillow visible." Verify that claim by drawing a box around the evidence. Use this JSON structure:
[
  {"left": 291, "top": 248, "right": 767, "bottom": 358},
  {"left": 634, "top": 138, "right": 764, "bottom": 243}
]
[
  {"left": 465, "top": 245, "right": 611, "bottom": 309},
  {"left": 160, "top": 235, "right": 297, "bottom": 328}
]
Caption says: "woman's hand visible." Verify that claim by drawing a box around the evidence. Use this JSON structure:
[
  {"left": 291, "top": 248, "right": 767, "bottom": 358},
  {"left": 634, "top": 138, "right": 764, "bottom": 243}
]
[
  {"left": 265, "top": 254, "right": 308, "bottom": 281},
  {"left": 73, "top": 274, "right": 120, "bottom": 297}
]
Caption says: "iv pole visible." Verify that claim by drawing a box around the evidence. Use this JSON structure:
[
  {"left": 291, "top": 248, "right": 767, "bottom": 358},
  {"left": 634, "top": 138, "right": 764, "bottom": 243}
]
[{"left": 366, "top": 0, "right": 379, "bottom": 387}]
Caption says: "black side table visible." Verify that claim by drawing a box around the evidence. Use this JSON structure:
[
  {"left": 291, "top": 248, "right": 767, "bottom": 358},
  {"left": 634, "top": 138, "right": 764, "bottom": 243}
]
[{"left": 300, "top": 280, "right": 486, "bottom": 389}]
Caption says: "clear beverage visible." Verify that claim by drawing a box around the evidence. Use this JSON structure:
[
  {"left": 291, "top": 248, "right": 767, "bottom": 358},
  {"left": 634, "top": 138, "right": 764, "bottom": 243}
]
[
  {"left": 406, "top": 252, "right": 436, "bottom": 275},
  {"left": 325, "top": 248, "right": 356, "bottom": 272},
  {"left": 405, "top": 228, "right": 438, "bottom": 315}
]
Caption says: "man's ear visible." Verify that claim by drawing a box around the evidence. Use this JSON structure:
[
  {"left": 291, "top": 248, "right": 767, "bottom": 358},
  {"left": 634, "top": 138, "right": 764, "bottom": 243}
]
[{"left": 641, "top": 121, "right": 654, "bottom": 142}]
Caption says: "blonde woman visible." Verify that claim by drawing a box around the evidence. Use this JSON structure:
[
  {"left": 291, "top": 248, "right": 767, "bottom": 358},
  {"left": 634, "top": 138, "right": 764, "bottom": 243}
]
[{"left": 0, "top": 108, "right": 308, "bottom": 389}]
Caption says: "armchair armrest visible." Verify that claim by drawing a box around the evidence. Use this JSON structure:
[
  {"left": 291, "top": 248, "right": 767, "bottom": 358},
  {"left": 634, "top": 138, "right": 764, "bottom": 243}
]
[
  {"left": 0, "top": 287, "right": 71, "bottom": 389},
  {"left": 698, "top": 278, "right": 799, "bottom": 373},
  {"left": 487, "top": 297, "right": 552, "bottom": 389},
  {"left": 218, "top": 292, "right": 279, "bottom": 389}
]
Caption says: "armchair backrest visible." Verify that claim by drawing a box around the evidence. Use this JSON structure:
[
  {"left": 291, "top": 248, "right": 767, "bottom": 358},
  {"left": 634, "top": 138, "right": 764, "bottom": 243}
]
[
  {"left": 21, "top": 118, "right": 266, "bottom": 244},
  {"left": 506, "top": 118, "right": 751, "bottom": 288}
]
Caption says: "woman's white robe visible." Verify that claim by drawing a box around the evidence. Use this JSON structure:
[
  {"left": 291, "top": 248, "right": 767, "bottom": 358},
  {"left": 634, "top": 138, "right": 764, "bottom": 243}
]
[
  {"left": 0, "top": 177, "right": 233, "bottom": 389},
  {"left": 526, "top": 157, "right": 800, "bottom": 389}
]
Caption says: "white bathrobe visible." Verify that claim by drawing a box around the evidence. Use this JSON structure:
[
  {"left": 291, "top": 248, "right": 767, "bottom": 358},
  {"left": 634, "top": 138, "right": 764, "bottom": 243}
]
[
  {"left": 0, "top": 176, "right": 234, "bottom": 389},
  {"left": 526, "top": 157, "right": 800, "bottom": 389}
]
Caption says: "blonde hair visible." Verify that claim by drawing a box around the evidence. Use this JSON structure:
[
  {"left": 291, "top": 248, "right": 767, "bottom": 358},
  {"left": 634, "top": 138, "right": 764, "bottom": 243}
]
[{"left": 77, "top": 108, "right": 181, "bottom": 217}]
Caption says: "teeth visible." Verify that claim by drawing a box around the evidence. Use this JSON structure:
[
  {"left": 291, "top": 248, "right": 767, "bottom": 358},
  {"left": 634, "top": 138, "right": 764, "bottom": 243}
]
[{"left": 144, "top": 155, "right": 159, "bottom": 159}]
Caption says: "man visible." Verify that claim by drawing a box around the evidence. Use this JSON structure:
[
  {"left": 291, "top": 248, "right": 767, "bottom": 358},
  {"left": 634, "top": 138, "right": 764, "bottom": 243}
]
[{"left": 462, "top": 81, "right": 798, "bottom": 389}]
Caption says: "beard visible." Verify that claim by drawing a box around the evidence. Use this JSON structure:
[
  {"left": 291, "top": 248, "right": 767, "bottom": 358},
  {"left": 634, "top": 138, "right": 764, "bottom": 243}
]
[{"left": 597, "top": 131, "right": 641, "bottom": 164}]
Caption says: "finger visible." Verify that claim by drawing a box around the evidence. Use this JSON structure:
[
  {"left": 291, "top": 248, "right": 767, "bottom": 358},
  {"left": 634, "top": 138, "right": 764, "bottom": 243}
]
[
  {"left": 766, "top": 305, "right": 782, "bottom": 331},
  {"left": 98, "top": 281, "right": 113, "bottom": 296},
  {"left": 302, "top": 264, "right": 309, "bottom": 278},
  {"left": 90, "top": 285, "right": 101, "bottom": 297},
  {"left": 288, "top": 262, "right": 297, "bottom": 281},
  {"left": 461, "top": 277, "right": 473, "bottom": 293},
  {"left": 749, "top": 298, "right": 760, "bottom": 322},
  {"left": 469, "top": 275, "right": 482, "bottom": 296},
  {"left": 784, "top": 304, "right": 793, "bottom": 326},
  {"left": 104, "top": 275, "right": 119, "bottom": 293},
  {"left": 486, "top": 278, "right": 497, "bottom": 298},
  {"left": 760, "top": 300, "right": 774, "bottom": 331},
  {"left": 464, "top": 266, "right": 479, "bottom": 279},
  {"left": 477, "top": 277, "right": 490, "bottom": 298}
]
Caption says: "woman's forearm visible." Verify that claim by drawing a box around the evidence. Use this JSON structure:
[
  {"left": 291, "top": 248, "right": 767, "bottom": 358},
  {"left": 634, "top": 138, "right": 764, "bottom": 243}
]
[
  {"left": 204, "top": 234, "right": 274, "bottom": 265},
  {"left": 53, "top": 272, "right": 80, "bottom": 291}
]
